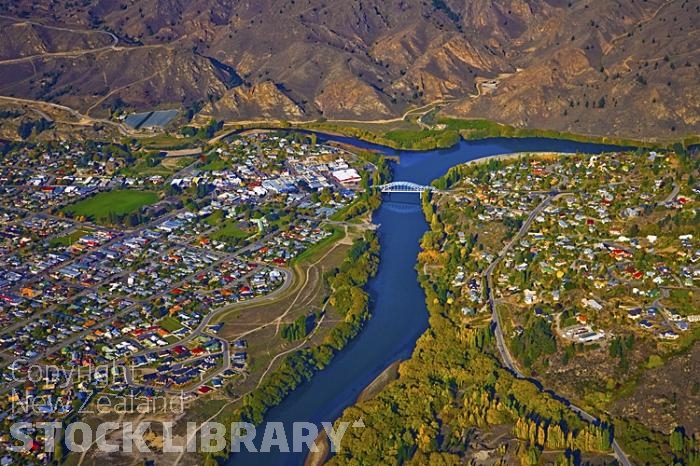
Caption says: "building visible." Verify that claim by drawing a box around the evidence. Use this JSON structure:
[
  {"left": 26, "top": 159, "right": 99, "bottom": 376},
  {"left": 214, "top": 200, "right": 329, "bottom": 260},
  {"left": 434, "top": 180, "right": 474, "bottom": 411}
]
[{"left": 332, "top": 168, "right": 361, "bottom": 185}]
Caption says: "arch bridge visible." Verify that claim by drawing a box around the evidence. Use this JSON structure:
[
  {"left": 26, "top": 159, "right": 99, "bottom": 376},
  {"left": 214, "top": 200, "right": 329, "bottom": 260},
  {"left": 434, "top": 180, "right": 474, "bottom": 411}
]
[{"left": 376, "top": 181, "right": 438, "bottom": 194}]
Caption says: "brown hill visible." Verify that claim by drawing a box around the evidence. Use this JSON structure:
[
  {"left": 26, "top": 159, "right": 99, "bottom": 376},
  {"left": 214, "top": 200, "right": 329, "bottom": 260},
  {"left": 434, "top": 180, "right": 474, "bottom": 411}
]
[{"left": 0, "top": 0, "right": 697, "bottom": 139}]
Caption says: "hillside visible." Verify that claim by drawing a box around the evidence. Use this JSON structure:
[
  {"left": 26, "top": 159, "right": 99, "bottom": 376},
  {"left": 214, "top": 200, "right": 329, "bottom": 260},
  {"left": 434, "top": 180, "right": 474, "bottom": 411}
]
[{"left": 0, "top": 0, "right": 698, "bottom": 139}]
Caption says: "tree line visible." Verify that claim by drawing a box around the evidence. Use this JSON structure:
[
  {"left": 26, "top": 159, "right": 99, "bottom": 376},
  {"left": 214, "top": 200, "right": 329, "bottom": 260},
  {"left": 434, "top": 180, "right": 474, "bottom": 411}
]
[{"left": 205, "top": 232, "right": 380, "bottom": 462}]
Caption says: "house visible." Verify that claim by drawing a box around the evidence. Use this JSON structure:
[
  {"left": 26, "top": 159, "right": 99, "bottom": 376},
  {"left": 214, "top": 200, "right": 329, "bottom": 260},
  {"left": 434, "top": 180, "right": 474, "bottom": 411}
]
[
  {"left": 660, "top": 330, "right": 679, "bottom": 340},
  {"left": 172, "top": 345, "right": 189, "bottom": 357},
  {"left": 676, "top": 321, "right": 689, "bottom": 331},
  {"left": 523, "top": 289, "right": 537, "bottom": 304},
  {"left": 578, "top": 331, "right": 604, "bottom": 343},
  {"left": 582, "top": 299, "right": 603, "bottom": 311},
  {"left": 158, "top": 219, "right": 183, "bottom": 233},
  {"left": 208, "top": 323, "right": 224, "bottom": 334}
]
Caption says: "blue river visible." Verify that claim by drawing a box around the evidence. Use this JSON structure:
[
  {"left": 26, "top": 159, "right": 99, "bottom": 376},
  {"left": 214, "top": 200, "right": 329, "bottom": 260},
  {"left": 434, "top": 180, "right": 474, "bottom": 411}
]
[{"left": 229, "top": 136, "right": 629, "bottom": 465}]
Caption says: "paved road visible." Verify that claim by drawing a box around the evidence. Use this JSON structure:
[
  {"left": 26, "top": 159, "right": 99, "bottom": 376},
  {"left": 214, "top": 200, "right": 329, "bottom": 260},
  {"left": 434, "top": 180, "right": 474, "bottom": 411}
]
[
  {"left": 120, "top": 265, "right": 293, "bottom": 393},
  {"left": 128, "top": 267, "right": 292, "bottom": 358},
  {"left": 661, "top": 183, "right": 680, "bottom": 205},
  {"left": 123, "top": 341, "right": 231, "bottom": 395},
  {"left": 0, "top": 208, "right": 191, "bottom": 340},
  {"left": 0, "top": 261, "right": 290, "bottom": 389},
  {"left": 482, "top": 192, "right": 632, "bottom": 466},
  {"left": 0, "top": 253, "right": 226, "bottom": 369}
]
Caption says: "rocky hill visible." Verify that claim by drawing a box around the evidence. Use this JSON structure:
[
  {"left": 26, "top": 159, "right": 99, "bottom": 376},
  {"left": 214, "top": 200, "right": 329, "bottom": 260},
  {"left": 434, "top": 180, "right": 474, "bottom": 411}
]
[{"left": 0, "top": 0, "right": 697, "bottom": 139}]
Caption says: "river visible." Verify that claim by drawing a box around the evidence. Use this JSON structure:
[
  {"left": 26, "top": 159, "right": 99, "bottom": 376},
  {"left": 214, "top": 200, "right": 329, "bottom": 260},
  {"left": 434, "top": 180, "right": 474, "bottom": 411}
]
[{"left": 228, "top": 136, "right": 629, "bottom": 465}]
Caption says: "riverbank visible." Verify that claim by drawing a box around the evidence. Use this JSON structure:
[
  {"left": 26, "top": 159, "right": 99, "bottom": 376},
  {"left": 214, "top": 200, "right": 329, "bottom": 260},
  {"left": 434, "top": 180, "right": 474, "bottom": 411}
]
[
  {"left": 224, "top": 135, "right": 675, "bottom": 466},
  {"left": 210, "top": 117, "right": 698, "bottom": 153},
  {"left": 461, "top": 151, "right": 565, "bottom": 166},
  {"left": 324, "top": 149, "right": 640, "bottom": 464},
  {"left": 355, "top": 359, "right": 402, "bottom": 403},
  {"left": 302, "top": 359, "right": 402, "bottom": 466},
  {"left": 303, "top": 431, "right": 330, "bottom": 466}
]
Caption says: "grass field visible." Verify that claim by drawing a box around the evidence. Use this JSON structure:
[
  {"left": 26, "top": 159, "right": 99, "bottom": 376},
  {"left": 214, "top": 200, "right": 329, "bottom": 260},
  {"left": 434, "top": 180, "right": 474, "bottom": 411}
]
[
  {"left": 301, "top": 116, "right": 697, "bottom": 151},
  {"left": 291, "top": 227, "right": 343, "bottom": 265},
  {"left": 199, "top": 156, "right": 228, "bottom": 171},
  {"left": 214, "top": 226, "right": 354, "bottom": 332},
  {"left": 158, "top": 316, "right": 184, "bottom": 332},
  {"left": 436, "top": 117, "right": 692, "bottom": 148},
  {"left": 137, "top": 134, "right": 198, "bottom": 150},
  {"left": 665, "top": 288, "right": 698, "bottom": 316},
  {"left": 48, "top": 228, "right": 91, "bottom": 247},
  {"left": 211, "top": 220, "right": 252, "bottom": 241},
  {"left": 62, "top": 190, "right": 159, "bottom": 223},
  {"left": 119, "top": 155, "right": 194, "bottom": 178},
  {"left": 383, "top": 127, "right": 460, "bottom": 149},
  {"left": 205, "top": 209, "right": 225, "bottom": 226}
]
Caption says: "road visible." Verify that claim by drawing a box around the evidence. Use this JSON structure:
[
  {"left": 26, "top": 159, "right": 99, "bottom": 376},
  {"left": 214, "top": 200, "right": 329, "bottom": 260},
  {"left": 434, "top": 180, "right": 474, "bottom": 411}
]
[
  {"left": 661, "top": 183, "right": 680, "bottom": 205},
  {"left": 482, "top": 192, "right": 632, "bottom": 466},
  {"left": 0, "top": 95, "right": 132, "bottom": 135},
  {"left": 123, "top": 341, "right": 231, "bottom": 395},
  {"left": 1, "top": 261, "right": 292, "bottom": 393},
  {"left": 0, "top": 151, "right": 223, "bottom": 341},
  {"left": 127, "top": 267, "right": 293, "bottom": 359},
  {"left": 0, "top": 208, "right": 193, "bottom": 340},
  {"left": 0, "top": 148, "right": 334, "bottom": 396},
  {"left": 0, "top": 15, "right": 121, "bottom": 68},
  {"left": 206, "top": 98, "right": 458, "bottom": 144}
]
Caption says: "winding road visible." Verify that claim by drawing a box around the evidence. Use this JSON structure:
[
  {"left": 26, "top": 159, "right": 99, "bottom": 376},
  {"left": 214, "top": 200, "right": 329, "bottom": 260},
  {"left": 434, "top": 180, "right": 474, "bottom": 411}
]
[
  {"left": 0, "top": 95, "right": 132, "bottom": 135},
  {"left": 482, "top": 192, "right": 632, "bottom": 466},
  {"left": 0, "top": 14, "right": 119, "bottom": 65}
]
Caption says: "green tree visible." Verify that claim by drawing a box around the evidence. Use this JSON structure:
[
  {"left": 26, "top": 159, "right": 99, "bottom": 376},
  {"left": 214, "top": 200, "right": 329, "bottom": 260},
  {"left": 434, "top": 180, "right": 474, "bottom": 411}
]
[{"left": 670, "top": 427, "right": 685, "bottom": 453}]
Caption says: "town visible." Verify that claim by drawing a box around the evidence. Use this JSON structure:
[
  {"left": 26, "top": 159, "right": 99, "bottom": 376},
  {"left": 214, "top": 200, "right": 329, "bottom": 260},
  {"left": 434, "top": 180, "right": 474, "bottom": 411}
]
[
  {"left": 0, "top": 131, "right": 375, "bottom": 463},
  {"left": 421, "top": 148, "right": 699, "bottom": 439}
]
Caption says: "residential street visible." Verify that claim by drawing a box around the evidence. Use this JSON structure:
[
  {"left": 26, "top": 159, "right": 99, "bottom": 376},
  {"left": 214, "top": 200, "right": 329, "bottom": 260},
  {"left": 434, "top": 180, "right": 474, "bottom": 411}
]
[{"left": 482, "top": 192, "right": 632, "bottom": 466}]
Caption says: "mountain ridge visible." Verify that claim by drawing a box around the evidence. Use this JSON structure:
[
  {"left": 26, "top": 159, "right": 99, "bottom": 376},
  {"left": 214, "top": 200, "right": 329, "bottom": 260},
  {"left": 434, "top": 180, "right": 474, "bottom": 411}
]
[{"left": 0, "top": 0, "right": 697, "bottom": 139}]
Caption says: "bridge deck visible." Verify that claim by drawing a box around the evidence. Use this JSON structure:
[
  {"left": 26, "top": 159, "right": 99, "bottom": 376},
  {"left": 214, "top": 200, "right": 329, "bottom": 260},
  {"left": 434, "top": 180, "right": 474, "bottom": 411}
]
[{"left": 377, "top": 181, "right": 437, "bottom": 193}]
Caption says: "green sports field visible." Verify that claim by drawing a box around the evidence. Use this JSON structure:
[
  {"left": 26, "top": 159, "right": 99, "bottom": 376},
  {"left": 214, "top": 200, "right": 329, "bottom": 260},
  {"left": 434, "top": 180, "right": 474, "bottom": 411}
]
[{"left": 62, "top": 190, "right": 159, "bottom": 223}]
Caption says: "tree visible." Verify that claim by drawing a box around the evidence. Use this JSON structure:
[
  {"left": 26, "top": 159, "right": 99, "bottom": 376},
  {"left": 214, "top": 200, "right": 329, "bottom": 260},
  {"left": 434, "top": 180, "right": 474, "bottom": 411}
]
[
  {"left": 17, "top": 120, "right": 34, "bottom": 139},
  {"left": 670, "top": 427, "right": 685, "bottom": 453},
  {"left": 127, "top": 212, "right": 140, "bottom": 227},
  {"left": 430, "top": 213, "right": 442, "bottom": 232},
  {"left": 281, "top": 314, "right": 311, "bottom": 341}
]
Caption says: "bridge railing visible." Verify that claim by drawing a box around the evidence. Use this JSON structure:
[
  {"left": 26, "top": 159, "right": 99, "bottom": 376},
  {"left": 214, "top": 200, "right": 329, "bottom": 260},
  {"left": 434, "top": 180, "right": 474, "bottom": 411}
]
[{"left": 376, "top": 181, "right": 437, "bottom": 193}]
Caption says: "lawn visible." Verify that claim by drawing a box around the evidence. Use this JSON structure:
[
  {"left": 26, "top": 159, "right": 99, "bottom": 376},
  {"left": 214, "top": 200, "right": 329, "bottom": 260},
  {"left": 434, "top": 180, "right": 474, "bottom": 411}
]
[
  {"left": 211, "top": 220, "right": 252, "bottom": 241},
  {"left": 291, "top": 226, "right": 343, "bottom": 265},
  {"left": 48, "top": 228, "right": 92, "bottom": 248},
  {"left": 137, "top": 134, "right": 198, "bottom": 150},
  {"left": 665, "top": 288, "right": 698, "bottom": 316},
  {"left": 62, "top": 190, "right": 159, "bottom": 223},
  {"left": 199, "top": 156, "right": 228, "bottom": 171},
  {"left": 120, "top": 155, "right": 195, "bottom": 178},
  {"left": 204, "top": 209, "right": 224, "bottom": 226},
  {"left": 158, "top": 316, "right": 184, "bottom": 332}
]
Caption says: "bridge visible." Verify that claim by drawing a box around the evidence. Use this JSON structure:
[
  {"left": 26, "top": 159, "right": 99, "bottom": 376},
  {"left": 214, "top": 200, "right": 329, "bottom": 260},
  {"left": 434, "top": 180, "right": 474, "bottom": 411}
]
[{"left": 376, "top": 181, "right": 438, "bottom": 194}]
